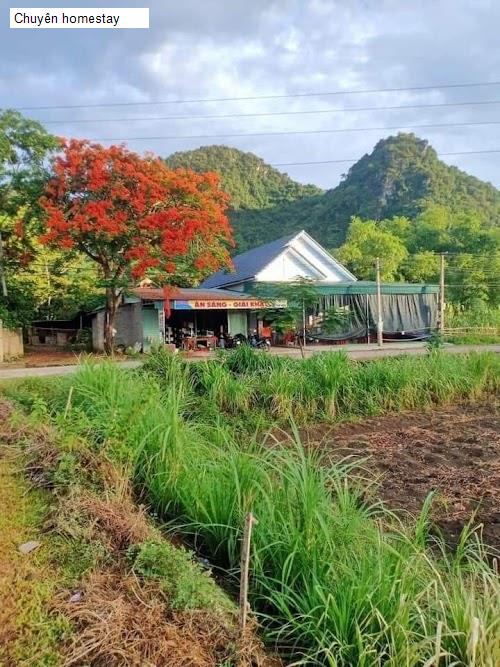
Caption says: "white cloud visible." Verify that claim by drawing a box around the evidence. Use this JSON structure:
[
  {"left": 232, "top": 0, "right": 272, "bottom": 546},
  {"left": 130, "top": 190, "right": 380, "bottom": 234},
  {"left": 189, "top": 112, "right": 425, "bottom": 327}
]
[{"left": 0, "top": 0, "right": 498, "bottom": 188}]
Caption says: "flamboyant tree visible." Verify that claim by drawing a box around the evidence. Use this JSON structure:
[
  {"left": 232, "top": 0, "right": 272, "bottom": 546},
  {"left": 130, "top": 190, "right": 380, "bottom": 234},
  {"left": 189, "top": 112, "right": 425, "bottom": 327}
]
[{"left": 40, "top": 139, "right": 233, "bottom": 352}]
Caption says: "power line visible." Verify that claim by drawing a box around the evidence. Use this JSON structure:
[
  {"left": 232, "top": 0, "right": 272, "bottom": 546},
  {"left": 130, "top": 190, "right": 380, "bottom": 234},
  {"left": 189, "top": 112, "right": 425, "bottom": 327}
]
[
  {"left": 271, "top": 149, "right": 500, "bottom": 167},
  {"left": 13, "top": 269, "right": 500, "bottom": 286},
  {"left": 92, "top": 120, "right": 500, "bottom": 143},
  {"left": 22, "top": 251, "right": 500, "bottom": 268},
  {"left": 12, "top": 80, "right": 500, "bottom": 111},
  {"left": 39, "top": 99, "right": 500, "bottom": 125}
]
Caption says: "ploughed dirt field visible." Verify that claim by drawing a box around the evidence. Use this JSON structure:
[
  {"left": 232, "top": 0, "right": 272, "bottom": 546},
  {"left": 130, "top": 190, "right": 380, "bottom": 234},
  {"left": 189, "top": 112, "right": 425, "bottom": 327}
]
[{"left": 303, "top": 403, "right": 500, "bottom": 550}]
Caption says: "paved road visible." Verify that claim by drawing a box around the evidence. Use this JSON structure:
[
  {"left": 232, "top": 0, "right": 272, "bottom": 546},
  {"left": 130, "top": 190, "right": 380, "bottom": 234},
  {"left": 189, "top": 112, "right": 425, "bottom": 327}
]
[
  {"left": 0, "top": 360, "right": 141, "bottom": 380},
  {"left": 0, "top": 343, "right": 498, "bottom": 380}
]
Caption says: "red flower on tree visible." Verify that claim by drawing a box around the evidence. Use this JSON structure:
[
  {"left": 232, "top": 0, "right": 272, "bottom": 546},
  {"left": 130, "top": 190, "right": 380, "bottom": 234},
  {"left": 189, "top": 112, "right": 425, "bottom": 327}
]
[{"left": 39, "top": 139, "right": 233, "bottom": 352}]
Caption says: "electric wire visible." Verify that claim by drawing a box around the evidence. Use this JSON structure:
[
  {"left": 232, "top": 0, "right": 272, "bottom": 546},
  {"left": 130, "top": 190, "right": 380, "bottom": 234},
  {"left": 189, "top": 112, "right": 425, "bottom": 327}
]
[{"left": 12, "top": 80, "right": 500, "bottom": 111}]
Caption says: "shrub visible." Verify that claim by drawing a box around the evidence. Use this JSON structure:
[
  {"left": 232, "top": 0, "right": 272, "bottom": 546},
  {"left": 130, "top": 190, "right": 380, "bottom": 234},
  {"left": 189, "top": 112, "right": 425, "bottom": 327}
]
[{"left": 128, "top": 540, "right": 235, "bottom": 614}]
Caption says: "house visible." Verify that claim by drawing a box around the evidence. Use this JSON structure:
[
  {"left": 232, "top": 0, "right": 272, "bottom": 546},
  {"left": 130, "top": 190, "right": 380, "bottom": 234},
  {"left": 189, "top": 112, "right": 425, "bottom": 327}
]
[
  {"left": 200, "top": 230, "right": 356, "bottom": 290},
  {"left": 90, "top": 230, "right": 438, "bottom": 351},
  {"left": 201, "top": 229, "right": 438, "bottom": 340},
  {"left": 90, "top": 287, "right": 288, "bottom": 352}
]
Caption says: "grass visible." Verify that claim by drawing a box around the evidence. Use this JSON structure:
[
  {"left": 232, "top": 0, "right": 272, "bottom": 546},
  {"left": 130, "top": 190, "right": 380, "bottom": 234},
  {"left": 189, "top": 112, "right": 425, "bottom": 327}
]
[
  {"left": 0, "top": 456, "right": 71, "bottom": 666},
  {"left": 0, "top": 394, "right": 271, "bottom": 666},
  {"left": 19, "top": 349, "right": 498, "bottom": 665},
  {"left": 445, "top": 304, "right": 500, "bottom": 344},
  {"left": 447, "top": 333, "right": 499, "bottom": 344},
  {"left": 144, "top": 345, "right": 499, "bottom": 425}
]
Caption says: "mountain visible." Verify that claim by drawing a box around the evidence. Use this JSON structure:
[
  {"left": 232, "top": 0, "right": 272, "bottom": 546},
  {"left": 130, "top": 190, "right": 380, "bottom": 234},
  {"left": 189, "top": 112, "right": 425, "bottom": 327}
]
[
  {"left": 165, "top": 135, "right": 500, "bottom": 252},
  {"left": 165, "top": 145, "right": 322, "bottom": 210}
]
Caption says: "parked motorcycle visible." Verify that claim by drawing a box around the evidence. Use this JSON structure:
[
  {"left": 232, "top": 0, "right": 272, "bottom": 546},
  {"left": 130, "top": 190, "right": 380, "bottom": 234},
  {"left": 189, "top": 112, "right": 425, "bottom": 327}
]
[
  {"left": 250, "top": 330, "right": 271, "bottom": 349},
  {"left": 231, "top": 333, "right": 247, "bottom": 347}
]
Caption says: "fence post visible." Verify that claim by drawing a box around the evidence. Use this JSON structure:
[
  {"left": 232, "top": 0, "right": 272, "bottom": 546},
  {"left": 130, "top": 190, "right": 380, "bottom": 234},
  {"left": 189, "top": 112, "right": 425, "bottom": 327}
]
[
  {"left": 469, "top": 617, "right": 480, "bottom": 666},
  {"left": 434, "top": 620, "right": 443, "bottom": 666},
  {"left": 239, "top": 512, "right": 256, "bottom": 635}
]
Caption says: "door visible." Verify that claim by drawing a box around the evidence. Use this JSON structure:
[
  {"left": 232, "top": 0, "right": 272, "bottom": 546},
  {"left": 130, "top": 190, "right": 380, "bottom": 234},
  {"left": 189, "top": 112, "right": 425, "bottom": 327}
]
[{"left": 227, "top": 311, "right": 248, "bottom": 336}]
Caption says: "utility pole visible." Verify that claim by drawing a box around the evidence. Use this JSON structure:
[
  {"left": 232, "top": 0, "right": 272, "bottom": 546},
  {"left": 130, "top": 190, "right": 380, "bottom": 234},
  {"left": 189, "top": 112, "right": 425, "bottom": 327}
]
[
  {"left": 376, "top": 257, "right": 383, "bottom": 348},
  {"left": 302, "top": 298, "right": 306, "bottom": 350},
  {"left": 439, "top": 253, "right": 445, "bottom": 335}
]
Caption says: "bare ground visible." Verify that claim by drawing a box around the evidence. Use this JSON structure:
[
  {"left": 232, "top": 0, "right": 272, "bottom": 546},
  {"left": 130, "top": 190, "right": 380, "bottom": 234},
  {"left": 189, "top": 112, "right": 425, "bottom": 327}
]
[{"left": 302, "top": 403, "right": 500, "bottom": 550}]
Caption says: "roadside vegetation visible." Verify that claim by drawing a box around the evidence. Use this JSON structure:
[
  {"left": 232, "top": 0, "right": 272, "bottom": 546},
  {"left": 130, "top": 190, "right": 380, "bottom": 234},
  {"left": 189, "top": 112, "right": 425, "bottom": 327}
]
[
  {"left": 0, "top": 392, "right": 269, "bottom": 666},
  {"left": 445, "top": 303, "right": 500, "bottom": 344},
  {"left": 3, "top": 348, "right": 498, "bottom": 665},
  {"left": 0, "top": 450, "right": 70, "bottom": 665}
]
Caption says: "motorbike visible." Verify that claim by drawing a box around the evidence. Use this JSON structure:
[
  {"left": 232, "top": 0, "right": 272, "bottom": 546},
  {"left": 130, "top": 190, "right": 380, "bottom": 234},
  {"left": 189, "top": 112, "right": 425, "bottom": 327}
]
[
  {"left": 216, "top": 332, "right": 246, "bottom": 349},
  {"left": 231, "top": 333, "right": 247, "bottom": 347},
  {"left": 250, "top": 330, "right": 271, "bottom": 349}
]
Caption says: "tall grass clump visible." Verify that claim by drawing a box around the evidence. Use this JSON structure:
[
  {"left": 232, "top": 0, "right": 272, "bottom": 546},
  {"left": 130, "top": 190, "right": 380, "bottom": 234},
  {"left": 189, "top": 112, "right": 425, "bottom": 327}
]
[
  {"left": 49, "top": 360, "right": 500, "bottom": 666},
  {"left": 300, "top": 352, "right": 352, "bottom": 419},
  {"left": 215, "top": 350, "right": 499, "bottom": 423},
  {"left": 141, "top": 348, "right": 498, "bottom": 426},
  {"left": 190, "top": 361, "right": 255, "bottom": 414}
]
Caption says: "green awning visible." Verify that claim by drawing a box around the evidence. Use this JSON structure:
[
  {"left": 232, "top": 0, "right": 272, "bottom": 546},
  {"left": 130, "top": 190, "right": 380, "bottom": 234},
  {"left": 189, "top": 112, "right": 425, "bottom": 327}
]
[{"left": 245, "top": 281, "right": 439, "bottom": 296}]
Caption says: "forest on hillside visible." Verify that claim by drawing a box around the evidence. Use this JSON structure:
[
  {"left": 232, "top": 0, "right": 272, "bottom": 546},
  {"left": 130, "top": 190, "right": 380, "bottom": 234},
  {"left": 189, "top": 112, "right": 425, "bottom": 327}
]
[
  {"left": 165, "top": 136, "right": 500, "bottom": 310},
  {"left": 0, "top": 109, "right": 499, "bottom": 329},
  {"left": 168, "top": 136, "right": 498, "bottom": 253}
]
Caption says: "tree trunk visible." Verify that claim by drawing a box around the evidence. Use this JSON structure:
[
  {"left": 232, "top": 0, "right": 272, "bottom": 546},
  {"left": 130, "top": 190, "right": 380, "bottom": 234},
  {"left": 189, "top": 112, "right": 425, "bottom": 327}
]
[
  {"left": 104, "top": 287, "right": 122, "bottom": 354},
  {"left": 0, "top": 232, "right": 8, "bottom": 298}
]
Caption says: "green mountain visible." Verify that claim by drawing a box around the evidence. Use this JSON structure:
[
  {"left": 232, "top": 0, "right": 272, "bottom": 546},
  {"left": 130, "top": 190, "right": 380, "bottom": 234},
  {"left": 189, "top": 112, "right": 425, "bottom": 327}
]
[
  {"left": 165, "top": 135, "right": 500, "bottom": 252},
  {"left": 165, "top": 145, "right": 322, "bottom": 210}
]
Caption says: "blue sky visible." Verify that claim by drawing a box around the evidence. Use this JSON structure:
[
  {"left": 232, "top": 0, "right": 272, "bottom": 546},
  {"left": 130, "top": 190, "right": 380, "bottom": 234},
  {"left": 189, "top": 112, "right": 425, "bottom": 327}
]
[{"left": 2, "top": 0, "right": 499, "bottom": 189}]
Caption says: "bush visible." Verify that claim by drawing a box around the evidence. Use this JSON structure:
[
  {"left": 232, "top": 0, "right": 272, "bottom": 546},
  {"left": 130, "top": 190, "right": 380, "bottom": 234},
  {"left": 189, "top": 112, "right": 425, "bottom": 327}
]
[{"left": 128, "top": 540, "right": 234, "bottom": 613}]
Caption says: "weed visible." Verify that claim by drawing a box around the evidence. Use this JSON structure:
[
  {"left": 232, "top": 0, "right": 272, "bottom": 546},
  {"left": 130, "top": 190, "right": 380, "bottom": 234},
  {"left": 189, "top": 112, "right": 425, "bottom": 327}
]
[{"left": 128, "top": 540, "right": 235, "bottom": 613}]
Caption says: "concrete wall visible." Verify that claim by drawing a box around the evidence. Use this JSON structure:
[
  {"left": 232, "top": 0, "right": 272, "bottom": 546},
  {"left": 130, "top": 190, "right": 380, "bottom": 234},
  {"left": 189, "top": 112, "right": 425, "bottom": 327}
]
[
  {"left": 92, "top": 311, "right": 105, "bottom": 352},
  {"left": 255, "top": 235, "right": 355, "bottom": 283},
  {"left": 0, "top": 322, "right": 24, "bottom": 362},
  {"left": 91, "top": 303, "right": 143, "bottom": 352}
]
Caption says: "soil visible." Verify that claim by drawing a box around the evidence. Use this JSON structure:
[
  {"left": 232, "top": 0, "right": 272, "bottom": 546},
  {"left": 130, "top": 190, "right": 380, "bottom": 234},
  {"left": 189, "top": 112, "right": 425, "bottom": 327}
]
[
  {"left": 302, "top": 403, "right": 500, "bottom": 551},
  {"left": 2, "top": 346, "right": 133, "bottom": 368}
]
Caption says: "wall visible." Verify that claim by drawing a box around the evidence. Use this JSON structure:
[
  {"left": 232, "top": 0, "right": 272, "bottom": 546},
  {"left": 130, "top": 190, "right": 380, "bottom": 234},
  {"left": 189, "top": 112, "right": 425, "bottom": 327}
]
[
  {"left": 142, "top": 306, "right": 162, "bottom": 351},
  {"left": 0, "top": 322, "right": 24, "bottom": 362},
  {"left": 91, "top": 303, "right": 143, "bottom": 351},
  {"left": 115, "top": 303, "right": 143, "bottom": 348},
  {"left": 92, "top": 311, "right": 105, "bottom": 351},
  {"left": 256, "top": 236, "right": 355, "bottom": 283}
]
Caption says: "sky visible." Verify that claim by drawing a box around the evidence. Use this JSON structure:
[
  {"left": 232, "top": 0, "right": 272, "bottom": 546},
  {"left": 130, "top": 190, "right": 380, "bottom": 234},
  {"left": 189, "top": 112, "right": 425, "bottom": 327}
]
[{"left": 2, "top": 0, "right": 499, "bottom": 190}]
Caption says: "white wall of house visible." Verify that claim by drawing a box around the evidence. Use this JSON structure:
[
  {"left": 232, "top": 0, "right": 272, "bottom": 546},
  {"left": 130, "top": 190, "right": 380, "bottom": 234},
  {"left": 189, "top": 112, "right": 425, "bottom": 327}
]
[{"left": 256, "top": 233, "right": 355, "bottom": 283}]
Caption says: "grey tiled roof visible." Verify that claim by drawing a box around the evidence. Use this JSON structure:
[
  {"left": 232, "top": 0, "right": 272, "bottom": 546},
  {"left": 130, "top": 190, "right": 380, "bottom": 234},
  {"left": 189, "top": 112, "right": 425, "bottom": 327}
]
[{"left": 200, "top": 232, "right": 299, "bottom": 288}]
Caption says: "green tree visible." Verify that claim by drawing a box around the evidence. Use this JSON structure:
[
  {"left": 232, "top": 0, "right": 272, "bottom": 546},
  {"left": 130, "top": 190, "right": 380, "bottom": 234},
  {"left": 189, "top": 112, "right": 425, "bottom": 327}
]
[
  {"left": 336, "top": 217, "right": 408, "bottom": 280},
  {"left": 0, "top": 111, "right": 101, "bottom": 325},
  {"left": 0, "top": 111, "right": 61, "bottom": 325},
  {"left": 225, "top": 133, "right": 500, "bottom": 252},
  {"left": 254, "top": 278, "right": 321, "bottom": 353},
  {"left": 401, "top": 251, "right": 439, "bottom": 283}
]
